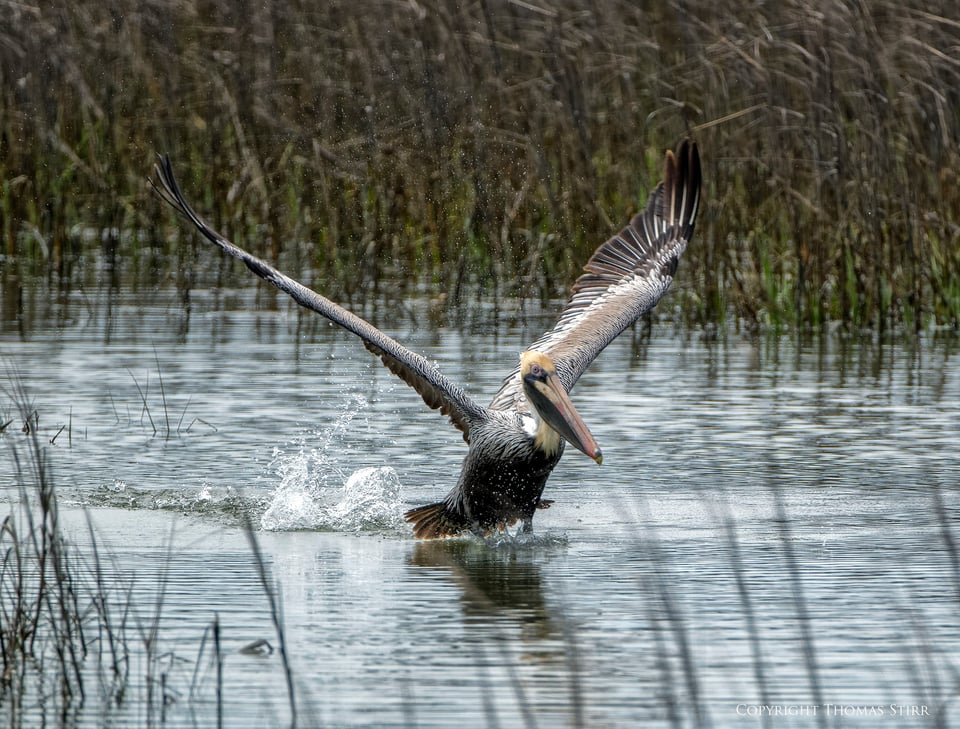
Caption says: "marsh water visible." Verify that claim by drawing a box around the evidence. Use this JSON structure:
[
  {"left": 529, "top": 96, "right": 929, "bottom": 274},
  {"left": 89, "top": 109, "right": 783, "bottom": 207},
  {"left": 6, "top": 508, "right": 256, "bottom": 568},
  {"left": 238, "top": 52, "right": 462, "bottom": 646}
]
[{"left": 3, "top": 281, "right": 960, "bottom": 728}]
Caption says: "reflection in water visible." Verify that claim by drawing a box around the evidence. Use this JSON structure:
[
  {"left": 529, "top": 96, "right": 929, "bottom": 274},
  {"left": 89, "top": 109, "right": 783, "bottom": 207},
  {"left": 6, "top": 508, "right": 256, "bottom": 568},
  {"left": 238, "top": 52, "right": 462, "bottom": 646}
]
[
  {"left": 408, "top": 537, "right": 589, "bottom": 726},
  {"left": 410, "top": 538, "right": 557, "bottom": 640},
  {"left": 1, "top": 266, "right": 23, "bottom": 335}
]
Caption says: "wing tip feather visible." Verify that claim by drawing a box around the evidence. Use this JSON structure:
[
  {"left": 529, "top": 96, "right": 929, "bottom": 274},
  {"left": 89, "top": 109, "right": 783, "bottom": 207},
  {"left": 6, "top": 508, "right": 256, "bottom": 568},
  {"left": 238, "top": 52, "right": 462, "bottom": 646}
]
[
  {"left": 672, "top": 138, "right": 702, "bottom": 239},
  {"left": 154, "top": 155, "right": 484, "bottom": 441},
  {"left": 572, "top": 138, "right": 701, "bottom": 292},
  {"left": 486, "top": 140, "right": 702, "bottom": 408}
]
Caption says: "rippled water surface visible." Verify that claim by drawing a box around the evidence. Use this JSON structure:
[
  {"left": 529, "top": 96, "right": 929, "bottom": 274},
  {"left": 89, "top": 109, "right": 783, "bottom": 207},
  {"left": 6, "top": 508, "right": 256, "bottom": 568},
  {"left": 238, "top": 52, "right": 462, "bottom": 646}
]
[{"left": 3, "top": 286, "right": 960, "bottom": 727}]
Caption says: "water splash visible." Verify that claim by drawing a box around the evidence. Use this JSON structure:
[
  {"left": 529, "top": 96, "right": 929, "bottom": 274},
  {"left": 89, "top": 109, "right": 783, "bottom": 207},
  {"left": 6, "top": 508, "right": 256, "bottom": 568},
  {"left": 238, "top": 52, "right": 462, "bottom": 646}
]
[
  {"left": 259, "top": 394, "right": 407, "bottom": 533},
  {"left": 260, "top": 465, "right": 406, "bottom": 533}
]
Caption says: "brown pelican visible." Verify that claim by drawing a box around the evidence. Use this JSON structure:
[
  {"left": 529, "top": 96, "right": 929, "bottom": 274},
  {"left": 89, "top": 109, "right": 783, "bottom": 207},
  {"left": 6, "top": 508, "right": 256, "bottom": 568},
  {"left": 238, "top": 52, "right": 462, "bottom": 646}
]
[{"left": 153, "top": 140, "right": 701, "bottom": 539}]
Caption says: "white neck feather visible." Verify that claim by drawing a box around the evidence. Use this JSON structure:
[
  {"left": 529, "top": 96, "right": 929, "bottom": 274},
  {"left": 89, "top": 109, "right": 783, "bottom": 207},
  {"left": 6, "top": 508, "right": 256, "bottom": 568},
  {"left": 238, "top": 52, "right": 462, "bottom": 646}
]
[{"left": 533, "top": 418, "right": 562, "bottom": 457}]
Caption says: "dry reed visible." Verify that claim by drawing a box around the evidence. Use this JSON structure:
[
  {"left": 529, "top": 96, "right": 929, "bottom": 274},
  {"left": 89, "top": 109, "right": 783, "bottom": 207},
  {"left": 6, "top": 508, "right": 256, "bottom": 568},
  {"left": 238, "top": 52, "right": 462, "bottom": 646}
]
[{"left": 2, "top": 1, "right": 959, "bottom": 331}]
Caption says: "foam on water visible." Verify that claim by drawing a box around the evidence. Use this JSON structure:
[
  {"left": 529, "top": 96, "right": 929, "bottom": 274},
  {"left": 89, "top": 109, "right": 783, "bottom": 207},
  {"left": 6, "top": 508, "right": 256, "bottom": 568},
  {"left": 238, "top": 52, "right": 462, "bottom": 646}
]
[{"left": 259, "top": 394, "right": 408, "bottom": 533}]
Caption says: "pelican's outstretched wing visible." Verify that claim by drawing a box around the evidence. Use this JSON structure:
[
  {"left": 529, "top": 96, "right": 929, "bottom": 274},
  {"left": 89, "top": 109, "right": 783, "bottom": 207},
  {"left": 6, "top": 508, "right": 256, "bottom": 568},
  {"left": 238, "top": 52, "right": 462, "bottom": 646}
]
[
  {"left": 490, "top": 140, "right": 701, "bottom": 412},
  {"left": 153, "top": 157, "right": 485, "bottom": 440}
]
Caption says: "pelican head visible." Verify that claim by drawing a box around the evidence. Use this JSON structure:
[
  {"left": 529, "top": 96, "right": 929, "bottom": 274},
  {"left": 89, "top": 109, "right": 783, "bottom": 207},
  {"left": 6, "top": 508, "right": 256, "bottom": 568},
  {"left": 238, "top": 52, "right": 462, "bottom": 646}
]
[{"left": 520, "top": 350, "right": 602, "bottom": 464}]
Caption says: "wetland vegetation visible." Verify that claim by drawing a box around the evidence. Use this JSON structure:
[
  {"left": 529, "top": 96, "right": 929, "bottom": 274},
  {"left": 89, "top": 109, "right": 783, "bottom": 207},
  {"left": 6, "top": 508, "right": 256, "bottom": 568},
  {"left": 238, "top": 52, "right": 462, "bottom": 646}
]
[{"left": 2, "top": 0, "right": 959, "bottom": 331}]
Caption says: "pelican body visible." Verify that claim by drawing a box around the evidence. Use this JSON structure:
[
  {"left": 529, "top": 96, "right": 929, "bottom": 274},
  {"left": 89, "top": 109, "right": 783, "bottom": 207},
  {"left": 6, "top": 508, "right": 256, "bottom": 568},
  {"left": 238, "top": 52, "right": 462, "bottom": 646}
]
[{"left": 153, "top": 140, "right": 701, "bottom": 539}]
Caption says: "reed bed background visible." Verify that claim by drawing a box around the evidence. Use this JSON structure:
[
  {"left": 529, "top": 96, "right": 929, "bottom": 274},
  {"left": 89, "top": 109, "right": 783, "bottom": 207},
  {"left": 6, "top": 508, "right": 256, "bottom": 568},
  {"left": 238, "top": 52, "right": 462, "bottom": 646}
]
[{"left": 2, "top": 0, "right": 959, "bottom": 332}]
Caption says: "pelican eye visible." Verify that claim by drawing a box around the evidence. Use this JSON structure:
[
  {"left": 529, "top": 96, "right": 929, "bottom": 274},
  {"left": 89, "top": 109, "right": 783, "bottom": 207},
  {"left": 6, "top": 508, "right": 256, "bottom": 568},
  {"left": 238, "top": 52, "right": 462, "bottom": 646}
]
[{"left": 529, "top": 363, "right": 543, "bottom": 377}]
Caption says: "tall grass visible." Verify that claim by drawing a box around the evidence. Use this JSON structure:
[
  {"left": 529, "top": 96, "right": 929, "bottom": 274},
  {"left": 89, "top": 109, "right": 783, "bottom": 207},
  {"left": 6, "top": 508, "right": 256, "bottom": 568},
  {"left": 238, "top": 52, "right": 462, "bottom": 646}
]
[
  {"left": 1, "top": 1, "right": 959, "bottom": 329},
  {"left": 2, "top": 384, "right": 91, "bottom": 722},
  {"left": 0, "top": 379, "right": 296, "bottom": 727}
]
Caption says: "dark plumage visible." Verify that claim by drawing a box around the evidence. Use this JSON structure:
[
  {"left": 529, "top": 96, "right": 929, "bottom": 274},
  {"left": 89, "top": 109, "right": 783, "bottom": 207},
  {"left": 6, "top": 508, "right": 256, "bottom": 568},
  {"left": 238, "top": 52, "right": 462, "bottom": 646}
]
[{"left": 153, "top": 140, "right": 701, "bottom": 539}]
